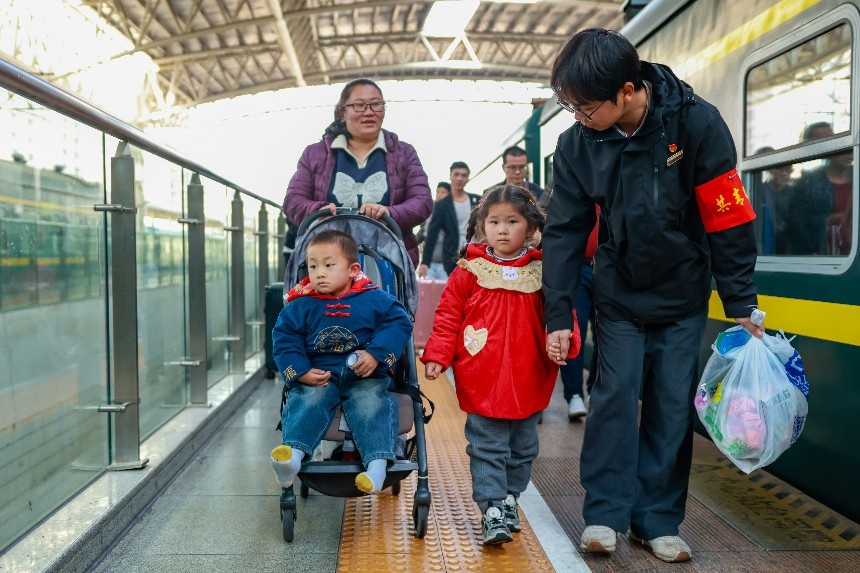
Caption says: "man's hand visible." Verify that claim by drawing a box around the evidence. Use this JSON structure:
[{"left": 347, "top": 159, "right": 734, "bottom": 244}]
[
  {"left": 546, "top": 329, "right": 572, "bottom": 366},
  {"left": 424, "top": 361, "right": 443, "bottom": 380},
  {"left": 735, "top": 317, "right": 765, "bottom": 338},
  {"left": 359, "top": 203, "right": 390, "bottom": 220},
  {"left": 417, "top": 264, "right": 429, "bottom": 278},
  {"left": 297, "top": 368, "right": 331, "bottom": 386},
  {"left": 350, "top": 350, "right": 380, "bottom": 378}
]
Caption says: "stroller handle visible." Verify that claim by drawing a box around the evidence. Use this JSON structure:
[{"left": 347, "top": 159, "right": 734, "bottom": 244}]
[{"left": 296, "top": 207, "right": 403, "bottom": 240}]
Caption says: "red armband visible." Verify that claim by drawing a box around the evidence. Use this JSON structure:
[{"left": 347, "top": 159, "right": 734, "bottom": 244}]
[{"left": 694, "top": 169, "right": 756, "bottom": 233}]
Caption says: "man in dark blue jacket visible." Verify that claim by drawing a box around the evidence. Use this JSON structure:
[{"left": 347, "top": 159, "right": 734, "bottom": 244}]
[
  {"left": 542, "top": 28, "right": 764, "bottom": 564},
  {"left": 270, "top": 230, "right": 412, "bottom": 495}
]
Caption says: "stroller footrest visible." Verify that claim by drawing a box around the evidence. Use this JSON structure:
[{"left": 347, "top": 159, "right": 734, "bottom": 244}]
[{"left": 298, "top": 460, "right": 418, "bottom": 497}]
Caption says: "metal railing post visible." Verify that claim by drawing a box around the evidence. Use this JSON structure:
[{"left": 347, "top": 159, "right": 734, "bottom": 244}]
[
  {"left": 255, "top": 205, "right": 269, "bottom": 352},
  {"left": 105, "top": 141, "right": 148, "bottom": 470},
  {"left": 229, "top": 190, "right": 246, "bottom": 372},
  {"left": 184, "top": 173, "right": 208, "bottom": 405},
  {"left": 257, "top": 204, "right": 269, "bottom": 299},
  {"left": 276, "top": 213, "right": 286, "bottom": 283}
]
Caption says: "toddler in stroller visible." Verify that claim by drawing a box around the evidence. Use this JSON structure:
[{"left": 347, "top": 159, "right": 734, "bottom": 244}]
[{"left": 271, "top": 210, "right": 432, "bottom": 542}]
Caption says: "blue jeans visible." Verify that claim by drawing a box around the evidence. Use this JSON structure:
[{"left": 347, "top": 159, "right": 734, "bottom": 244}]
[
  {"left": 561, "top": 263, "right": 593, "bottom": 401},
  {"left": 281, "top": 368, "right": 398, "bottom": 465}
]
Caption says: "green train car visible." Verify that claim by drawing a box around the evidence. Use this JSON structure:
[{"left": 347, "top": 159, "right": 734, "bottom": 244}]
[{"left": 479, "top": 0, "right": 859, "bottom": 522}]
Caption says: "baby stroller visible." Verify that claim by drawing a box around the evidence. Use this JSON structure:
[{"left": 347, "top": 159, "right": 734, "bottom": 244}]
[{"left": 276, "top": 208, "right": 433, "bottom": 542}]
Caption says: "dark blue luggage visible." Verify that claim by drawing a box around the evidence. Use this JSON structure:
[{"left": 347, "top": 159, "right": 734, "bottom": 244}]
[{"left": 264, "top": 282, "right": 285, "bottom": 379}]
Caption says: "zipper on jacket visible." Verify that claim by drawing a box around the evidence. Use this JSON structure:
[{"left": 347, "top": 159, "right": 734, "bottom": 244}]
[{"left": 652, "top": 165, "right": 659, "bottom": 206}]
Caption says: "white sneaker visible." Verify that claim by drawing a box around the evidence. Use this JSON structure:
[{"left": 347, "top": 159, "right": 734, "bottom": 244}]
[
  {"left": 629, "top": 532, "right": 691, "bottom": 562},
  {"left": 568, "top": 394, "right": 586, "bottom": 421},
  {"left": 580, "top": 525, "right": 617, "bottom": 553}
]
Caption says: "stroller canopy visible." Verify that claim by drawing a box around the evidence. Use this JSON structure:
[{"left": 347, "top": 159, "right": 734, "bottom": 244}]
[{"left": 285, "top": 214, "right": 419, "bottom": 317}]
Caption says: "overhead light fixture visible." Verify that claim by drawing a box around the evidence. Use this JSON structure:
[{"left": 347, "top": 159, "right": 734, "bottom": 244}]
[{"left": 422, "top": 1, "right": 480, "bottom": 37}]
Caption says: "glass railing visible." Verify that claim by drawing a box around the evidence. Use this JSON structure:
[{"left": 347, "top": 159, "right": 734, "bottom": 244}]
[{"left": 0, "top": 57, "right": 285, "bottom": 553}]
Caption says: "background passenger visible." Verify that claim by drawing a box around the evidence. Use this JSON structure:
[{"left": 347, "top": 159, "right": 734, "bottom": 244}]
[
  {"left": 418, "top": 161, "right": 481, "bottom": 277},
  {"left": 494, "top": 145, "right": 544, "bottom": 200},
  {"left": 282, "top": 78, "right": 433, "bottom": 266},
  {"left": 787, "top": 149, "right": 853, "bottom": 255},
  {"left": 755, "top": 147, "right": 793, "bottom": 255},
  {"left": 416, "top": 181, "right": 451, "bottom": 280}
]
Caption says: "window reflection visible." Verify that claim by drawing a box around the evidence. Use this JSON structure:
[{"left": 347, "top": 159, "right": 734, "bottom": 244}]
[
  {"left": 753, "top": 151, "right": 854, "bottom": 256},
  {"left": 746, "top": 25, "right": 851, "bottom": 155}
]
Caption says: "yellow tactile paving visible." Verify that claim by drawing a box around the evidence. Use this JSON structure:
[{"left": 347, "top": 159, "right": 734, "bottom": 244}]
[{"left": 337, "top": 369, "right": 555, "bottom": 573}]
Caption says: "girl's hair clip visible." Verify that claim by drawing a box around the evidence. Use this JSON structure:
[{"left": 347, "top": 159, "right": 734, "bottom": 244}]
[{"left": 528, "top": 198, "right": 536, "bottom": 206}]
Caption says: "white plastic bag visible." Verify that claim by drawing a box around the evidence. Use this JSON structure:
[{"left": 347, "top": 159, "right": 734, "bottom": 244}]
[{"left": 695, "top": 326, "right": 809, "bottom": 473}]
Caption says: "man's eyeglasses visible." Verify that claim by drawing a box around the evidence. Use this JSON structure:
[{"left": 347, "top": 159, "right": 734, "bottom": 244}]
[
  {"left": 504, "top": 164, "right": 527, "bottom": 172},
  {"left": 557, "top": 98, "right": 607, "bottom": 122},
  {"left": 343, "top": 102, "right": 386, "bottom": 113}
]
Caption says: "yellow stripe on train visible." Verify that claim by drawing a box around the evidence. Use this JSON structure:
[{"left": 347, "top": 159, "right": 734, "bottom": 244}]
[{"left": 708, "top": 290, "right": 860, "bottom": 347}]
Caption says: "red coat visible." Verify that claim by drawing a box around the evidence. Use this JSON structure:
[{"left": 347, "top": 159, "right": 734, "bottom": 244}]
[{"left": 421, "top": 244, "right": 580, "bottom": 419}]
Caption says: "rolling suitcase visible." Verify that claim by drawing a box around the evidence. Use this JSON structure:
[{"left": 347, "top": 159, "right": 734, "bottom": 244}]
[
  {"left": 413, "top": 279, "right": 446, "bottom": 350},
  {"left": 264, "top": 282, "right": 285, "bottom": 378}
]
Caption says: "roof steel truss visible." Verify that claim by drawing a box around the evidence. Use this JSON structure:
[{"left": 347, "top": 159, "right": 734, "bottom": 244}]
[{"left": 82, "top": 0, "right": 626, "bottom": 107}]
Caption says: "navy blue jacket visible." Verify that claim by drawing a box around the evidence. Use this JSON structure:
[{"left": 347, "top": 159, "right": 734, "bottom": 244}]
[{"left": 272, "top": 276, "right": 412, "bottom": 387}]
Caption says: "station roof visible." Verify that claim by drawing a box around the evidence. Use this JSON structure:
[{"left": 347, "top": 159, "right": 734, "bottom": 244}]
[{"left": 83, "top": 0, "right": 627, "bottom": 107}]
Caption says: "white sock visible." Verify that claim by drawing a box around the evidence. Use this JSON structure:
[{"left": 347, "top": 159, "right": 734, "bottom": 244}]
[
  {"left": 355, "top": 458, "right": 388, "bottom": 494},
  {"left": 270, "top": 445, "right": 304, "bottom": 487}
]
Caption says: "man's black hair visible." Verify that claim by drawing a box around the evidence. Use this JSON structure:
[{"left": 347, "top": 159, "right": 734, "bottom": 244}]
[
  {"left": 450, "top": 161, "right": 470, "bottom": 174},
  {"left": 551, "top": 28, "right": 643, "bottom": 106},
  {"left": 436, "top": 181, "right": 452, "bottom": 192},
  {"left": 502, "top": 146, "right": 528, "bottom": 164}
]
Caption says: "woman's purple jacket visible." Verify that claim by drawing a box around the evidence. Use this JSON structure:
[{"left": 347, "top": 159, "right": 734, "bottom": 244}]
[{"left": 282, "top": 129, "right": 433, "bottom": 266}]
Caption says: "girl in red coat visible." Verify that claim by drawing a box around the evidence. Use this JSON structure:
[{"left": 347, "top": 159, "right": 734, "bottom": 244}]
[{"left": 421, "top": 185, "right": 580, "bottom": 545}]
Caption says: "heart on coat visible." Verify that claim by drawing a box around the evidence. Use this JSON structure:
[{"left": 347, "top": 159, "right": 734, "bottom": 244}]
[{"left": 463, "top": 325, "right": 488, "bottom": 356}]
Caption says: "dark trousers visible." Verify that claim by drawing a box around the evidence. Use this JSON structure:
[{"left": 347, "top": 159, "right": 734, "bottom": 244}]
[
  {"left": 580, "top": 309, "right": 707, "bottom": 539},
  {"left": 465, "top": 412, "right": 541, "bottom": 511}
]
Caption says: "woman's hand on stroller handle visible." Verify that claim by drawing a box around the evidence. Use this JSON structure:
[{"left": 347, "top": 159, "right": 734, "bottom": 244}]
[{"left": 359, "top": 202, "right": 390, "bottom": 220}]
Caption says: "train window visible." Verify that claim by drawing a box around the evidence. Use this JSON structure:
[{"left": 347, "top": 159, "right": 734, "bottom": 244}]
[
  {"left": 750, "top": 149, "right": 853, "bottom": 257},
  {"left": 745, "top": 24, "right": 851, "bottom": 155}
]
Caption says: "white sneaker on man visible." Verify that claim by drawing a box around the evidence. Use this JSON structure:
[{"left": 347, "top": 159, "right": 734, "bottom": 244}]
[
  {"left": 629, "top": 532, "right": 692, "bottom": 562},
  {"left": 579, "top": 525, "right": 617, "bottom": 553},
  {"left": 568, "top": 394, "right": 587, "bottom": 421}
]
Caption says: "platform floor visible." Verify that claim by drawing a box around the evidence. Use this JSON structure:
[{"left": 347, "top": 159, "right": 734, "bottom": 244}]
[{"left": 90, "top": 367, "right": 860, "bottom": 573}]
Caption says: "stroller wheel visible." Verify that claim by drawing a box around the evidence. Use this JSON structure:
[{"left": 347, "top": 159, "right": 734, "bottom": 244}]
[
  {"left": 391, "top": 480, "right": 401, "bottom": 496},
  {"left": 281, "top": 507, "right": 296, "bottom": 542},
  {"left": 300, "top": 479, "right": 309, "bottom": 499},
  {"left": 413, "top": 504, "right": 429, "bottom": 538}
]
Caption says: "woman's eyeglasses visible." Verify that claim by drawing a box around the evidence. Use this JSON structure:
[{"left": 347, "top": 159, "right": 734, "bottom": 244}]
[
  {"left": 557, "top": 98, "right": 607, "bottom": 122},
  {"left": 343, "top": 102, "right": 386, "bottom": 113}
]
